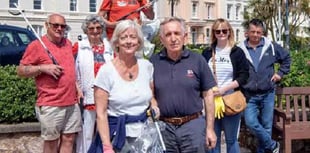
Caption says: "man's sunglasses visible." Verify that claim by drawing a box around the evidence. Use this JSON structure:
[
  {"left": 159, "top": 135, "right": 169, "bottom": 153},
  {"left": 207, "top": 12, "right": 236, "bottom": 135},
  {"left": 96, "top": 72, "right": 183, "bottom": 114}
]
[
  {"left": 48, "top": 22, "right": 67, "bottom": 29},
  {"left": 214, "top": 29, "right": 229, "bottom": 35}
]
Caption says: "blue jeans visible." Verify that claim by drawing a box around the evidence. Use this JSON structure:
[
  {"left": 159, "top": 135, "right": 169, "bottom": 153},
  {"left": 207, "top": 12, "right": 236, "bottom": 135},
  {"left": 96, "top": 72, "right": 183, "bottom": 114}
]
[
  {"left": 207, "top": 113, "right": 241, "bottom": 153},
  {"left": 244, "top": 90, "right": 276, "bottom": 153}
]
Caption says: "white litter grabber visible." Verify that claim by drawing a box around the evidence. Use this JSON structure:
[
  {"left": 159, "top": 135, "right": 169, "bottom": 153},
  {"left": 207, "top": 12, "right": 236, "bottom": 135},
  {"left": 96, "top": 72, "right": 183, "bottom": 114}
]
[
  {"left": 8, "top": 3, "right": 59, "bottom": 65},
  {"left": 150, "top": 109, "right": 167, "bottom": 153}
]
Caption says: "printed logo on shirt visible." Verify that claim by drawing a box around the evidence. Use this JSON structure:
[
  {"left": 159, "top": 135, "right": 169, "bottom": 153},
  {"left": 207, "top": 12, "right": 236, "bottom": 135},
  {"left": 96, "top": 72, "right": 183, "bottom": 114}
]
[
  {"left": 215, "top": 57, "right": 230, "bottom": 63},
  {"left": 186, "top": 69, "right": 194, "bottom": 78},
  {"left": 117, "top": 0, "right": 127, "bottom": 6}
]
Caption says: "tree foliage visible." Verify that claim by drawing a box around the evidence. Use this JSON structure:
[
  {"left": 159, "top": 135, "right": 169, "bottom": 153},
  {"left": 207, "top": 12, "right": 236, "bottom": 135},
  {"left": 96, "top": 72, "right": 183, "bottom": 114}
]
[{"left": 244, "top": 0, "right": 310, "bottom": 46}]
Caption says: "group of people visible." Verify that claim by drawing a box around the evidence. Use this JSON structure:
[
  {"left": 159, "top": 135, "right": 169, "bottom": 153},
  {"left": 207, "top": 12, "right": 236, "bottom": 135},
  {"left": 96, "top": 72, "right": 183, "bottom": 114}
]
[{"left": 16, "top": 1, "right": 291, "bottom": 153}]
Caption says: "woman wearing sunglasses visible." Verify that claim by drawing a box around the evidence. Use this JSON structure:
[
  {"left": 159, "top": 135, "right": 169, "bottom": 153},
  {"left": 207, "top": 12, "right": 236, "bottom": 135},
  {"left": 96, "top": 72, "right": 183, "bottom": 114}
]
[
  {"left": 72, "top": 14, "right": 114, "bottom": 153},
  {"left": 202, "top": 18, "right": 249, "bottom": 153}
]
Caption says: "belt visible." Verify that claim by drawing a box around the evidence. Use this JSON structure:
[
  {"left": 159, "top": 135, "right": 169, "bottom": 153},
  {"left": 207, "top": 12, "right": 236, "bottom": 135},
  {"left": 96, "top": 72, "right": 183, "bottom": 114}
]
[{"left": 160, "top": 112, "right": 202, "bottom": 126}]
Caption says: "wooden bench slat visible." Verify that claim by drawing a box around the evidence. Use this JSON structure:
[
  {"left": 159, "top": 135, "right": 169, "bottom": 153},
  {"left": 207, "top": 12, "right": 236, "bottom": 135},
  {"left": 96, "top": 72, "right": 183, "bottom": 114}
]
[{"left": 273, "top": 87, "right": 310, "bottom": 153}]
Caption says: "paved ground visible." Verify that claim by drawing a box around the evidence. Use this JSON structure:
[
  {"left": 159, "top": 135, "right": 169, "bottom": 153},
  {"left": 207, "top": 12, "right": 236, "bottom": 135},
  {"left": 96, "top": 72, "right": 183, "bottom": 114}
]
[
  {"left": 0, "top": 132, "right": 42, "bottom": 153},
  {"left": 0, "top": 124, "right": 307, "bottom": 153},
  {"left": 0, "top": 132, "right": 251, "bottom": 153}
]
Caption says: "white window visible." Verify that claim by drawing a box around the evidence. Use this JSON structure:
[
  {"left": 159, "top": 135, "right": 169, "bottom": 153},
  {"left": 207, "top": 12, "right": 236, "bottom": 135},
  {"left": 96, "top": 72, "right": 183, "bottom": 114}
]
[
  {"left": 89, "top": 0, "right": 96, "bottom": 12},
  {"left": 236, "top": 5, "right": 240, "bottom": 20},
  {"left": 33, "top": 0, "right": 42, "bottom": 10},
  {"left": 32, "top": 25, "right": 44, "bottom": 37},
  {"left": 191, "top": 27, "right": 197, "bottom": 44},
  {"left": 192, "top": 2, "right": 198, "bottom": 18},
  {"left": 206, "top": 28, "right": 210, "bottom": 38},
  {"left": 206, "top": 3, "right": 213, "bottom": 19},
  {"left": 227, "top": 4, "right": 232, "bottom": 19},
  {"left": 9, "top": 0, "right": 18, "bottom": 8},
  {"left": 236, "top": 29, "right": 240, "bottom": 42},
  {"left": 70, "top": 0, "right": 77, "bottom": 11}
]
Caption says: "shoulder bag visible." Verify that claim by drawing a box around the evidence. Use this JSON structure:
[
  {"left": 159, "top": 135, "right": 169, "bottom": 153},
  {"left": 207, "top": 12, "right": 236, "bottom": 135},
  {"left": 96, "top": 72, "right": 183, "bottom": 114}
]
[{"left": 211, "top": 48, "right": 247, "bottom": 116}]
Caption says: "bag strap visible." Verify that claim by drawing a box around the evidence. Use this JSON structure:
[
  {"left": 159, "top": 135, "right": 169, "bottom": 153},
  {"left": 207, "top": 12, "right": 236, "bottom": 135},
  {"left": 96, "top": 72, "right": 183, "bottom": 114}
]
[{"left": 211, "top": 48, "right": 218, "bottom": 83}]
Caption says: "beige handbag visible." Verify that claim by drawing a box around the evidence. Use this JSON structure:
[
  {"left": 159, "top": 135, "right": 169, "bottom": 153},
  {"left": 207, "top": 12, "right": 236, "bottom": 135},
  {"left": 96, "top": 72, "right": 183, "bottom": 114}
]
[
  {"left": 222, "top": 90, "right": 246, "bottom": 116},
  {"left": 212, "top": 49, "right": 247, "bottom": 116}
]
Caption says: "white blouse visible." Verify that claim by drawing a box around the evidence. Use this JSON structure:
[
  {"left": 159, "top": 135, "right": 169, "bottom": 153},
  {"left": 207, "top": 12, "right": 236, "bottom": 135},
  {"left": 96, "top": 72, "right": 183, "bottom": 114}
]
[{"left": 94, "top": 59, "right": 153, "bottom": 137}]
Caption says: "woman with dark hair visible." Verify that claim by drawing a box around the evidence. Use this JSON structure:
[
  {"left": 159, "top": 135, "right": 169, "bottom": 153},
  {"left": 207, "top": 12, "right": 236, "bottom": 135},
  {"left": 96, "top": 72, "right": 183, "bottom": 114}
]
[
  {"left": 202, "top": 18, "right": 249, "bottom": 153},
  {"left": 73, "top": 14, "right": 113, "bottom": 153}
]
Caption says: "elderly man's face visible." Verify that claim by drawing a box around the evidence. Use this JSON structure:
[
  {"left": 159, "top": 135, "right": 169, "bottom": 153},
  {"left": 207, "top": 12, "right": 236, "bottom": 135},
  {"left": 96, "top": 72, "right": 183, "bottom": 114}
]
[
  {"left": 160, "top": 21, "right": 187, "bottom": 53},
  {"left": 46, "top": 15, "right": 67, "bottom": 42}
]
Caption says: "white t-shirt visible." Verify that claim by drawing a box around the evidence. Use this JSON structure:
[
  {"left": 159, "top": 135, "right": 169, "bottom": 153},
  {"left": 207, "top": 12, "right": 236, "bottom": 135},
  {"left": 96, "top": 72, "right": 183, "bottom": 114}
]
[
  {"left": 94, "top": 59, "right": 153, "bottom": 137},
  {"left": 208, "top": 46, "right": 234, "bottom": 93}
]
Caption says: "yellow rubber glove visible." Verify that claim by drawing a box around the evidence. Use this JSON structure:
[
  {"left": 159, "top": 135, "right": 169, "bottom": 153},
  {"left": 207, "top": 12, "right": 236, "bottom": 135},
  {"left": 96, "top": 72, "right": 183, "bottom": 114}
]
[
  {"left": 214, "top": 96, "right": 225, "bottom": 119},
  {"left": 212, "top": 87, "right": 225, "bottom": 119}
]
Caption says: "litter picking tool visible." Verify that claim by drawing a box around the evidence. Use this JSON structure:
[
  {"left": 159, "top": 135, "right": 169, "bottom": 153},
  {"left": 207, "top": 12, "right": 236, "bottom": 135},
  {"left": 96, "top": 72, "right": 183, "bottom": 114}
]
[
  {"left": 8, "top": 3, "right": 58, "bottom": 65},
  {"left": 149, "top": 109, "right": 166, "bottom": 153}
]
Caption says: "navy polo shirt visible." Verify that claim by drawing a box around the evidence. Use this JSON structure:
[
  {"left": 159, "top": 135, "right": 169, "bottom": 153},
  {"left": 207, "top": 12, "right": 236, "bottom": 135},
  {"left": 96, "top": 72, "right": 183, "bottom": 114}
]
[{"left": 150, "top": 48, "right": 216, "bottom": 117}]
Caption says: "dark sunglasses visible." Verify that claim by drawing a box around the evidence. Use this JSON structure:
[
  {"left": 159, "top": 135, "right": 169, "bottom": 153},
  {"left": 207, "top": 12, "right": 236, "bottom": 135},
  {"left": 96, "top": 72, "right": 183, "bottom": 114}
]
[
  {"left": 48, "top": 22, "right": 67, "bottom": 29},
  {"left": 88, "top": 26, "right": 102, "bottom": 31},
  {"left": 214, "top": 29, "right": 229, "bottom": 35}
]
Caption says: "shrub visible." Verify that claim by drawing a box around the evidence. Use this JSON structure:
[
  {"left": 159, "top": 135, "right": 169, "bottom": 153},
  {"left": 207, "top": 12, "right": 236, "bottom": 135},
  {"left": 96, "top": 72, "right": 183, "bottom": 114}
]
[
  {"left": 0, "top": 65, "right": 37, "bottom": 123},
  {"left": 280, "top": 48, "right": 310, "bottom": 87}
]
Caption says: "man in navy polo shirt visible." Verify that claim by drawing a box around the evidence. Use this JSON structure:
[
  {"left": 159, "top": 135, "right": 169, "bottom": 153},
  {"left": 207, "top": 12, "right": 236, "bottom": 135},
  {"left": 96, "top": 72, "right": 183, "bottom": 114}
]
[{"left": 150, "top": 17, "right": 217, "bottom": 152}]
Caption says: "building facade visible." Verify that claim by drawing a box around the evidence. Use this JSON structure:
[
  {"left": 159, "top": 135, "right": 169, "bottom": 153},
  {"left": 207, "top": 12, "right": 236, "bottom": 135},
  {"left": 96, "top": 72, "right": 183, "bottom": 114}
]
[
  {"left": 155, "top": 0, "right": 248, "bottom": 45},
  {"left": 6, "top": 0, "right": 306, "bottom": 46},
  {"left": 0, "top": 0, "right": 100, "bottom": 42},
  {"left": 0, "top": 0, "right": 250, "bottom": 44}
]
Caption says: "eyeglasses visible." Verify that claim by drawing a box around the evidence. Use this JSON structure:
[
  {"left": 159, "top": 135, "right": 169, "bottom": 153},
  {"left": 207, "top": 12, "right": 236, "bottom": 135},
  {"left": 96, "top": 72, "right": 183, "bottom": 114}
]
[
  {"left": 214, "top": 29, "right": 229, "bottom": 35},
  {"left": 48, "top": 22, "right": 67, "bottom": 29},
  {"left": 88, "top": 26, "right": 103, "bottom": 31}
]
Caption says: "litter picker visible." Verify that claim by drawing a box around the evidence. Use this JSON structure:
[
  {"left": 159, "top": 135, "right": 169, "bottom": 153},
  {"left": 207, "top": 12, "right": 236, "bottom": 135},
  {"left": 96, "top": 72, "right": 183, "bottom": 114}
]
[
  {"left": 8, "top": 3, "right": 59, "bottom": 65},
  {"left": 149, "top": 109, "right": 166, "bottom": 153}
]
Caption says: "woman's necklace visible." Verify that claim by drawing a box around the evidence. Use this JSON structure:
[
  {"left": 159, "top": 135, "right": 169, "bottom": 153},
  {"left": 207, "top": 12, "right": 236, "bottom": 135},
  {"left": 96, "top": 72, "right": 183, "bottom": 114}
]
[{"left": 116, "top": 58, "right": 137, "bottom": 80}]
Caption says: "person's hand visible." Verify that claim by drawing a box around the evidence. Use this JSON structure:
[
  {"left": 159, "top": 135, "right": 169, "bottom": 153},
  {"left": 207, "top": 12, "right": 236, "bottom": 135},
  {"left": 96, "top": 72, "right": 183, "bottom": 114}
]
[
  {"left": 214, "top": 96, "right": 225, "bottom": 119},
  {"left": 212, "top": 86, "right": 226, "bottom": 96},
  {"left": 144, "top": 2, "right": 153, "bottom": 9},
  {"left": 206, "top": 128, "right": 217, "bottom": 150},
  {"left": 271, "top": 73, "right": 281, "bottom": 82},
  {"left": 103, "top": 144, "right": 114, "bottom": 153},
  {"left": 151, "top": 105, "right": 160, "bottom": 119},
  {"left": 212, "top": 86, "right": 220, "bottom": 96},
  {"left": 40, "top": 64, "right": 63, "bottom": 80},
  {"left": 76, "top": 84, "right": 84, "bottom": 104}
]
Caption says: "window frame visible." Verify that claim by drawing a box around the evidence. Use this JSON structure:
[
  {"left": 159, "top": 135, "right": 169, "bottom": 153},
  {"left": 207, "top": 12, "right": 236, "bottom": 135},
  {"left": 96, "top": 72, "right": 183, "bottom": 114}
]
[
  {"left": 191, "top": 2, "right": 198, "bottom": 18},
  {"left": 227, "top": 4, "right": 232, "bottom": 19},
  {"left": 9, "top": 0, "right": 18, "bottom": 8},
  {"left": 70, "top": 0, "right": 77, "bottom": 11},
  {"left": 33, "top": 0, "right": 42, "bottom": 10}
]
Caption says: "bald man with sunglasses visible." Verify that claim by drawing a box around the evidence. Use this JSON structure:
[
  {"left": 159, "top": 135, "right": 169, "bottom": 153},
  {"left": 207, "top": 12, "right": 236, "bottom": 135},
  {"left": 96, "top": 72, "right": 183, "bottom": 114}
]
[{"left": 17, "top": 14, "right": 82, "bottom": 153}]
